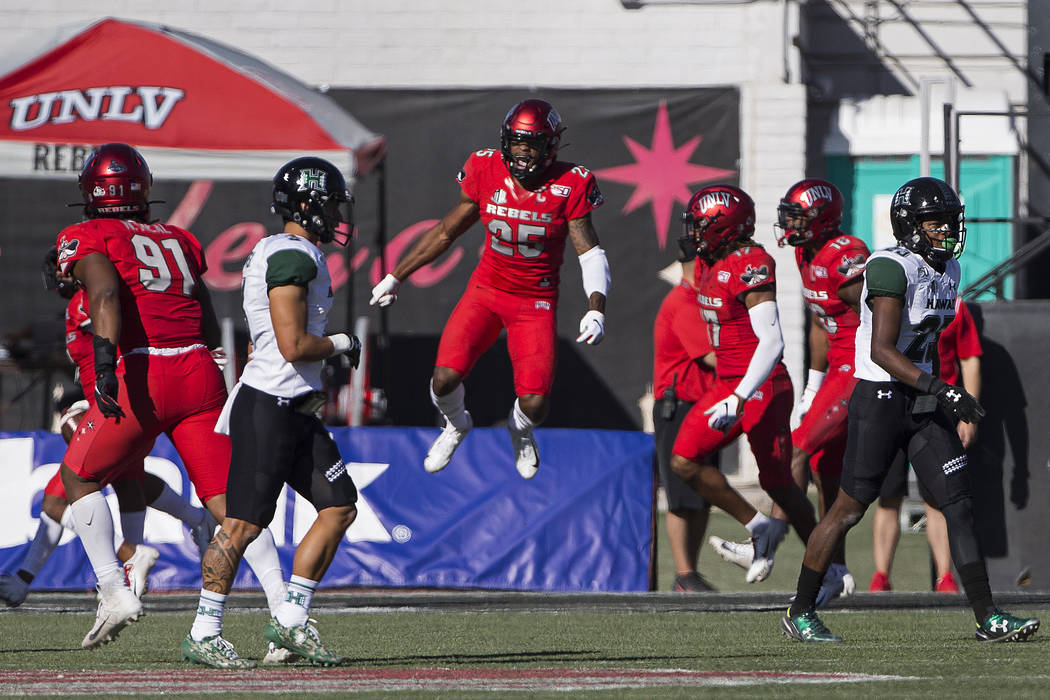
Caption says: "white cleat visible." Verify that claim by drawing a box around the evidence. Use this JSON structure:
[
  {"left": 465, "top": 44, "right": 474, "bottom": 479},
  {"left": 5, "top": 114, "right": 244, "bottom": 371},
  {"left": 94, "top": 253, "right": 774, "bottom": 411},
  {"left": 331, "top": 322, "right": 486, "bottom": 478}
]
[
  {"left": 508, "top": 425, "right": 539, "bottom": 479},
  {"left": 190, "top": 510, "right": 220, "bottom": 558},
  {"left": 745, "top": 518, "right": 788, "bottom": 583},
  {"left": 123, "top": 545, "right": 159, "bottom": 599},
  {"left": 82, "top": 584, "right": 143, "bottom": 649},
  {"left": 424, "top": 412, "right": 472, "bottom": 474},
  {"left": 0, "top": 573, "right": 29, "bottom": 608},
  {"left": 708, "top": 536, "right": 753, "bottom": 570}
]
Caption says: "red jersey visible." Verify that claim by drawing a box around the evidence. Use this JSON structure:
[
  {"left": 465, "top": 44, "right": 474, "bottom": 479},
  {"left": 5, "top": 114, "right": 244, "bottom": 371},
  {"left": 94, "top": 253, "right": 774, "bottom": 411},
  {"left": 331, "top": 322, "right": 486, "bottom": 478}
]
[
  {"left": 697, "top": 246, "right": 777, "bottom": 379},
  {"left": 938, "top": 297, "right": 982, "bottom": 385},
  {"left": 64, "top": 287, "right": 93, "bottom": 373},
  {"left": 795, "top": 234, "right": 869, "bottom": 365},
  {"left": 458, "top": 149, "right": 603, "bottom": 299},
  {"left": 653, "top": 281, "right": 715, "bottom": 402},
  {"left": 56, "top": 218, "right": 207, "bottom": 353}
]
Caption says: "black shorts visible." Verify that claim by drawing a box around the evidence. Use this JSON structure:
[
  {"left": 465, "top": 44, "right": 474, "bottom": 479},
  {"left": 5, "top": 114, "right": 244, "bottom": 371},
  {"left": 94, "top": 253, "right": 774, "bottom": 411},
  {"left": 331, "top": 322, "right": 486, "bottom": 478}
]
[
  {"left": 840, "top": 380, "right": 971, "bottom": 508},
  {"left": 652, "top": 399, "right": 717, "bottom": 511},
  {"left": 225, "top": 384, "right": 358, "bottom": 528},
  {"left": 877, "top": 450, "right": 936, "bottom": 507}
]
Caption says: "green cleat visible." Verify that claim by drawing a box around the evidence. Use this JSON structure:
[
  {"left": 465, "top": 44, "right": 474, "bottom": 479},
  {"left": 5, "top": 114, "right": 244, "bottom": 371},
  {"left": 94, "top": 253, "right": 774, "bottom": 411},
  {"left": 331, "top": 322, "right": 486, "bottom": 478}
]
[
  {"left": 781, "top": 608, "right": 843, "bottom": 642},
  {"left": 975, "top": 609, "right": 1040, "bottom": 642},
  {"left": 181, "top": 634, "right": 257, "bottom": 669},
  {"left": 264, "top": 617, "right": 345, "bottom": 666}
]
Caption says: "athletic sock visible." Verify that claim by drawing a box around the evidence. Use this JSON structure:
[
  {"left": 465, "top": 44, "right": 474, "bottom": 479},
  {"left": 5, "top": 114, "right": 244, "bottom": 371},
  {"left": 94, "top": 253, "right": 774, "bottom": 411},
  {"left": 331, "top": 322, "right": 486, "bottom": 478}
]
[
  {"left": 510, "top": 398, "right": 537, "bottom": 433},
  {"left": 243, "top": 529, "right": 285, "bottom": 616},
  {"left": 744, "top": 512, "right": 769, "bottom": 536},
  {"left": 119, "top": 509, "right": 145, "bottom": 546},
  {"left": 789, "top": 565, "right": 825, "bottom": 617},
  {"left": 20, "top": 512, "right": 64, "bottom": 578},
  {"left": 68, "top": 491, "right": 125, "bottom": 588},
  {"left": 190, "top": 589, "right": 226, "bottom": 641},
  {"left": 149, "top": 483, "right": 206, "bottom": 526},
  {"left": 958, "top": 561, "right": 995, "bottom": 622},
  {"left": 431, "top": 381, "right": 470, "bottom": 431},
  {"left": 275, "top": 575, "right": 317, "bottom": 628}
]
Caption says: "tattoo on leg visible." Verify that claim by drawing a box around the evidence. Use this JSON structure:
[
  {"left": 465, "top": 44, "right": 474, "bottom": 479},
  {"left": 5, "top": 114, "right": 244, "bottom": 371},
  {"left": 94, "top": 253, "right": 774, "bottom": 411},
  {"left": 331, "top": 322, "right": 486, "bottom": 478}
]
[{"left": 201, "top": 528, "right": 245, "bottom": 594}]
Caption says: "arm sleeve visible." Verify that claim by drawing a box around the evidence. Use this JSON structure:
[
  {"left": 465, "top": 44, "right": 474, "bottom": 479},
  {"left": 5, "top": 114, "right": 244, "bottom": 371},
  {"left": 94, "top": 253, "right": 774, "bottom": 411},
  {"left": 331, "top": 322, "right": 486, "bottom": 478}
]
[
  {"left": 265, "top": 249, "right": 318, "bottom": 291},
  {"left": 733, "top": 300, "right": 784, "bottom": 400},
  {"left": 864, "top": 256, "right": 907, "bottom": 301}
]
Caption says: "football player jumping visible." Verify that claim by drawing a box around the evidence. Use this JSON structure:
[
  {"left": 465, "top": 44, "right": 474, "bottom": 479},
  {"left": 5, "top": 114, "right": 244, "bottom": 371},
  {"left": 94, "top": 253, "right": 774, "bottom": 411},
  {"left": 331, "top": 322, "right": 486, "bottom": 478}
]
[
  {"left": 782, "top": 176, "right": 1039, "bottom": 643},
  {"left": 670, "top": 185, "right": 817, "bottom": 584},
  {"left": 370, "top": 99, "right": 609, "bottom": 480}
]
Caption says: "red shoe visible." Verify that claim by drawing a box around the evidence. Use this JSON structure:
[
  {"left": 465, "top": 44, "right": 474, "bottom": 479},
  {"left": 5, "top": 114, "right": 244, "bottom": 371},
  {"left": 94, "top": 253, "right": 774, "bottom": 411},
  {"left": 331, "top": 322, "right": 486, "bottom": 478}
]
[
  {"left": 868, "top": 571, "right": 891, "bottom": 592},
  {"left": 935, "top": 572, "right": 960, "bottom": 593}
]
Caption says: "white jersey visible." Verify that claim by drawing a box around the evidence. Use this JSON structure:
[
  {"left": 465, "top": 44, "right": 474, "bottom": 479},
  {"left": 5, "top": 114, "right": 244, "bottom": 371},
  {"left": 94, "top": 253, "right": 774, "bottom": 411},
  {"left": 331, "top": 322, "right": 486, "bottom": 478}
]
[
  {"left": 854, "top": 246, "right": 959, "bottom": 382},
  {"left": 238, "top": 233, "right": 333, "bottom": 397}
]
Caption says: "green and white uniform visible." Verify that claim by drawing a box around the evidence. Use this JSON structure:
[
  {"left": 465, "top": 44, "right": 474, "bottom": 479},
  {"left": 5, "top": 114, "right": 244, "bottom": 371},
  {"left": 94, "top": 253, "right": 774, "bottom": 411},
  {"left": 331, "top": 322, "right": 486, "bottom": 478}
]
[
  {"left": 854, "top": 246, "right": 959, "bottom": 382},
  {"left": 238, "top": 233, "right": 333, "bottom": 397}
]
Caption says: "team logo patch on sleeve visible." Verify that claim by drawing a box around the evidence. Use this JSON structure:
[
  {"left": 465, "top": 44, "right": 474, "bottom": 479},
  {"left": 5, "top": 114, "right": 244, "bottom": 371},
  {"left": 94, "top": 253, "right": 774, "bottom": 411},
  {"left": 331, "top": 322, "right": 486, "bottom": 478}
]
[
  {"left": 740, "top": 264, "right": 770, "bottom": 286},
  {"left": 586, "top": 182, "right": 604, "bottom": 207},
  {"left": 456, "top": 169, "right": 466, "bottom": 183},
  {"left": 837, "top": 254, "right": 866, "bottom": 277},
  {"left": 57, "top": 238, "right": 80, "bottom": 262}
]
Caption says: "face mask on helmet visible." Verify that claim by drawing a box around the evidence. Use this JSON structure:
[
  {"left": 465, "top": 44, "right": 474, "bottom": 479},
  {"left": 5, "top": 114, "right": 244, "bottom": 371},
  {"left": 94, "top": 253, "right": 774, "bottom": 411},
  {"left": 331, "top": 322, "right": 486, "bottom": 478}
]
[
  {"left": 774, "top": 179, "right": 843, "bottom": 247},
  {"left": 500, "top": 99, "right": 564, "bottom": 183},
  {"left": 78, "top": 143, "right": 152, "bottom": 218},
  {"left": 682, "top": 185, "right": 756, "bottom": 258},
  {"left": 271, "top": 157, "right": 354, "bottom": 245},
  {"left": 890, "top": 177, "right": 966, "bottom": 263}
]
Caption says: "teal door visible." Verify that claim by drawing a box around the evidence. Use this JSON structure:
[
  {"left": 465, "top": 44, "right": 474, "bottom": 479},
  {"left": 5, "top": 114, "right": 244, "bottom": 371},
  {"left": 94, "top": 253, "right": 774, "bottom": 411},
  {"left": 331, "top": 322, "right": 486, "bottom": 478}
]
[{"left": 826, "top": 155, "right": 1014, "bottom": 299}]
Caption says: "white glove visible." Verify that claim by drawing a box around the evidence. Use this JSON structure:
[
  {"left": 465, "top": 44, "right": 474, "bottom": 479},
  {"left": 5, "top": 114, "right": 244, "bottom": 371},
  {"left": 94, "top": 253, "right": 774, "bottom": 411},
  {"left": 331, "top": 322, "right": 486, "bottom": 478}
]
[
  {"left": 704, "top": 393, "right": 742, "bottom": 431},
  {"left": 211, "top": 346, "right": 228, "bottom": 371},
  {"left": 370, "top": 274, "right": 401, "bottom": 307},
  {"left": 791, "top": 369, "right": 825, "bottom": 427},
  {"left": 576, "top": 310, "right": 605, "bottom": 345}
]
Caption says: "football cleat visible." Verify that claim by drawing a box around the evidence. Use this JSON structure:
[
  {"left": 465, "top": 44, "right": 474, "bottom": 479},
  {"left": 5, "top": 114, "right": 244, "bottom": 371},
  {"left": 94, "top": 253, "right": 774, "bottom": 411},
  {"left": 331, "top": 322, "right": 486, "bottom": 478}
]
[
  {"left": 508, "top": 424, "right": 539, "bottom": 479},
  {"left": 708, "top": 536, "right": 753, "bottom": 570},
  {"left": 781, "top": 608, "right": 843, "bottom": 643},
  {"left": 814, "top": 563, "right": 855, "bottom": 608},
  {"left": 424, "top": 413, "right": 472, "bottom": 474},
  {"left": 0, "top": 573, "right": 30, "bottom": 608},
  {"left": 264, "top": 617, "right": 345, "bottom": 666},
  {"left": 82, "top": 584, "right": 143, "bottom": 649},
  {"left": 181, "top": 633, "right": 257, "bottom": 669},
  {"left": 672, "top": 572, "right": 716, "bottom": 593},
  {"left": 746, "top": 518, "right": 788, "bottom": 583},
  {"left": 123, "top": 544, "right": 159, "bottom": 599},
  {"left": 262, "top": 641, "right": 302, "bottom": 665},
  {"left": 975, "top": 610, "right": 1040, "bottom": 642},
  {"left": 190, "top": 510, "right": 220, "bottom": 558}
]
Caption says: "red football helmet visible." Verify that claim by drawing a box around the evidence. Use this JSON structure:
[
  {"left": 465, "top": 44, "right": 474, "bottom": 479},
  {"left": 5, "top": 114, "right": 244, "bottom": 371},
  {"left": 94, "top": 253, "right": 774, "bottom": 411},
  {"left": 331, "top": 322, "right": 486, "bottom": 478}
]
[
  {"left": 682, "top": 184, "right": 756, "bottom": 257},
  {"left": 500, "top": 99, "right": 565, "bottom": 182},
  {"left": 775, "top": 178, "right": 843, "bottom": 247},
  {"left": 79, "top": 143, "right": 152, "bottom": 217}
]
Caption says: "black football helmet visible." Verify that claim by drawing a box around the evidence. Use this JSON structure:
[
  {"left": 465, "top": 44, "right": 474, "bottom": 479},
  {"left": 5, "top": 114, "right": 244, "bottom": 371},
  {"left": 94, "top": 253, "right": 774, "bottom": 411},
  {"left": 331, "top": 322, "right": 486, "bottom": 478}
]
[
  {"left": 271, "top": 157, "right": 353, "bottom": 245},
  {"left": 890, "top": 177, "right": 966, "bottom": 262},
  {"left": 78, "top": 143, "right": 152, "bottom": 218},
  {"left": 500, "top": 99, "right": 565, "bottom": 183}
]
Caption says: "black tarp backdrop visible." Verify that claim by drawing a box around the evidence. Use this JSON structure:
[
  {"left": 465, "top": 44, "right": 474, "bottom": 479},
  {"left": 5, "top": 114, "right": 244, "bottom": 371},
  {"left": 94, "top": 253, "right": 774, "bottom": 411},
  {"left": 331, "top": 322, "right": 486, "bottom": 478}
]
[{"left": 1, "top": 88, "right": 740, "bottom": 429}]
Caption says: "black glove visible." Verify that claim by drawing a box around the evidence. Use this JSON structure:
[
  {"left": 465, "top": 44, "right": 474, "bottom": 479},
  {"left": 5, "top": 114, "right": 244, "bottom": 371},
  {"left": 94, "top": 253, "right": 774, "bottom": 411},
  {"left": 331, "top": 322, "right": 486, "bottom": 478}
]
[
  {"left": 92, "top": 336, "right": 125, "bottom": 419},
  {"left": 346, "top": 335, "right": 362, "bottom": 370},
  {"left": 916, "top": 371, "right": 984, "bottom": 424}
]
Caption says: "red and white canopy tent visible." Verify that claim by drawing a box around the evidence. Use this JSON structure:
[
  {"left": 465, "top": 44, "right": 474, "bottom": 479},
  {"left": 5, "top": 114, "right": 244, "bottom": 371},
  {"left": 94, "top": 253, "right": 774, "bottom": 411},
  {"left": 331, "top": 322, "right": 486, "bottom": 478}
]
[{"left": 0, "top": 16, "right": 385, "bottom": 179}]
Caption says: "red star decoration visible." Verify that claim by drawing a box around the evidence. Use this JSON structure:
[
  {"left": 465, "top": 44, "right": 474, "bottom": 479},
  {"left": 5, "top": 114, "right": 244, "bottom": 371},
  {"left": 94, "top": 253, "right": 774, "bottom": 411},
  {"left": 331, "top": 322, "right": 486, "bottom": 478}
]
[{"left": 595, "top": 101, "right": 736, "bottom": 249}]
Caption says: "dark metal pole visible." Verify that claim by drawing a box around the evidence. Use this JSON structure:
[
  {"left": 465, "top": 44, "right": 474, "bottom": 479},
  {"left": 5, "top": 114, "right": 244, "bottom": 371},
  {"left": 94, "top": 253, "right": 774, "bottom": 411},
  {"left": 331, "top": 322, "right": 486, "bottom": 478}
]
[{"left": 376, "top": 159, "right": 391, "bottom": 396}]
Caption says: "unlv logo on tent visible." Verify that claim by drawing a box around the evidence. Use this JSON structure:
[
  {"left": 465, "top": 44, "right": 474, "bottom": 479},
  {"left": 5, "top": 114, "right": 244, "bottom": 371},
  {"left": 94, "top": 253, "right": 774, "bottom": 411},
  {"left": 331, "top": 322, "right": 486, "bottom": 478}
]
[{"left": 9, "top": 87, "right": 185, "bottom": 131}]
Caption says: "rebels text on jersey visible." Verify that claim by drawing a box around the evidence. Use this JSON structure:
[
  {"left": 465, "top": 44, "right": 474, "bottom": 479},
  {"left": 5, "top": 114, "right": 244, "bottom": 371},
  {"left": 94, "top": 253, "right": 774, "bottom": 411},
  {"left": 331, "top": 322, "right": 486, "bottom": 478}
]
[
  {"left": 795, "top": 234, "right": 869, "bottom": 362},
  {"left": 57, "top": 218, "right": 207, "bottom": 352},
  {"left": 458, "top": 149, "right": 603, "bottom": 299},
  {"left": 697, "top": 246, "right": 778, "bottom": 379}
]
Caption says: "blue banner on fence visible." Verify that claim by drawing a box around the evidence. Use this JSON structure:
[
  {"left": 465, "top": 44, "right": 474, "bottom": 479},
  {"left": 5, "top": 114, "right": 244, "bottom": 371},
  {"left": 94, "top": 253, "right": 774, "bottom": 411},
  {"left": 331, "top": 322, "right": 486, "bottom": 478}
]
[{"left": 0, "top": 428, "right": 653, "bottom": 593}]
